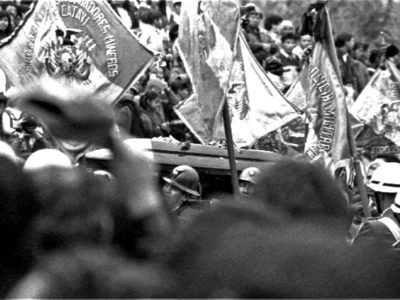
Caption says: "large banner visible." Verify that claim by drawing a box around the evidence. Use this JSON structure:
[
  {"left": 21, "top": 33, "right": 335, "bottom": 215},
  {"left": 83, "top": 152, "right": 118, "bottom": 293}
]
[
  {"left": 176, "top": 32, "right": 300, "bottom": 148},
  {"left": 0, "top": 0, "right": 153, "bottom": 105},
  {"left": 223, "top": 32, "right": 299, "bottom": 147},
  {"left": 302, "top": 4, "right": 351, "bottom": 172},
  {"left": 177, "top": 0, "right": 240, "bottom": 143},
  {"left": 350, "top": 60, "right": 400, "bottom": 157}
]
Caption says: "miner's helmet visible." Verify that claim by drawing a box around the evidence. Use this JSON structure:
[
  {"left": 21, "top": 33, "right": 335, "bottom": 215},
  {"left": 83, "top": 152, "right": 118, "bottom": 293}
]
[
  {"left": 239, "top": 167, "right": 261, "bottom": 185},
  {"left": 368, "top": 162, "right": 400, "bottom": 193},
  {"left": 163, "top": 165, "right": 201, "bottom": 197}
]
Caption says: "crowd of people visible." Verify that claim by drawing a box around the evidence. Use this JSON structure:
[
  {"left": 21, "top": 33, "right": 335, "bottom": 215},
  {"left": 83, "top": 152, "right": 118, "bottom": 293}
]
[{"left": 2, "top": 0, "right": 400, "bottom": 298}]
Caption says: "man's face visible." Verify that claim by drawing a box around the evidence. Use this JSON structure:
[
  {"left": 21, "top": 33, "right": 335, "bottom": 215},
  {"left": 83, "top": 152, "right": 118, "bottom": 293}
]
[
  {"left": 173, "top": 3, "right": 181, "bottom": 15},
  {"left": 0, "top": 16, "right": 9, "bottom": 32},
  {"left": 282, "top": 38, "right": 297, "bottom": 54},
  {"left": 299, "top": 34, "right": 312, "bottom": 49},
  {"left": 248, "top": 14, "right": 261, "bottom": 28},
  {"left": 162, "top": 182, "right": 185, "bottom": 210},
  {"left": 239, "top": 180, "right": 256, "bottom": 198},
  {"left": 345, "top": 37, "right": 355, "bottom": 51},
  {"left": 148, "top": 97, "right": 161, "bottom": 109}
]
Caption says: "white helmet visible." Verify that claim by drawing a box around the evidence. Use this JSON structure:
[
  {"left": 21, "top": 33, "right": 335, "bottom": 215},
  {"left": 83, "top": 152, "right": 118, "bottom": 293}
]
[
  {"left": 23, "top": 149, "right": 72, "bottom": 172},
  {"left": 368, "top": 162, "right": 400, "bottom": 193},
  {"left": 0, "top": 140, "right": 18, "bottom": 164},
  {"left": 239, "top": 167, "right": 261, "bottom": 185}
]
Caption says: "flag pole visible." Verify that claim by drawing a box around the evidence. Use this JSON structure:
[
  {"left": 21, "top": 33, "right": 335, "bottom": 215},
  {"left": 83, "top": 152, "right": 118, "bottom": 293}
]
[
  {"left": 305, "top": 2, "right": 370, "bottom": 217},
  {"left": 346, "top": 115, "right": 371, "bottom": 218},
  {"left": 222, "top": 99, "right": 240, "bottom": 199},
  {"left": 324, "top": 4, "right": 371, "bottom": 218}
]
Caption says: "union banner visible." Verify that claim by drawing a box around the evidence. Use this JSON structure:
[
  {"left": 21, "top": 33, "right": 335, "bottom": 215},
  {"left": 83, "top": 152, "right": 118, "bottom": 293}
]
[
  {"left": 302, "top": 3, "right": 351, "bottom": 172},
  {"left": 0, "top": 0, "right": 153, "bottom": 105}
]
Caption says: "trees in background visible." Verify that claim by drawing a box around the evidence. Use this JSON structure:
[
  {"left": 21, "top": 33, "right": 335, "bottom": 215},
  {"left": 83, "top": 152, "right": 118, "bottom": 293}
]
[{"left": 244, "top": 0, "right": 399, "bottom": 49}]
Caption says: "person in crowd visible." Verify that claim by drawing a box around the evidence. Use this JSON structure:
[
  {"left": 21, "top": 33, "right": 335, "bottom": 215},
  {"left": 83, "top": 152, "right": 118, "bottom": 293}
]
[
  {"left": 335, "top": 33, "right": 358, "bottom": 102},
  {"left": 7, "top": 245, "right": 173, "bottom": 298},
  {"left": 263, "top": 14, "right": 283, "bottom": 45},
  {"left": 253, "top": 159, "right": 352, "bottom": 234},
  {"left": 241, "top": 3, "right": 278, "bottom": 65},
  {"left": 368, "top": 162, "right": 400, "bottom": 214},
  {"left": 292, "top": 32, "right": 313, "bottom": 63},
  {"left": 279, "top": 19, "right": 296, "bottom": 37},
  {"left": 238, "top": 166, "right": 261, "bottom": 200},
  {"left": 274, "top": 32, "right": 302, "bottom": 93},
  {"left": 139, "top": 8, "right": 169, "bottom": 54},
  {"left": 162, "top": 161, "right": 400, "bottom": 298},
  {"left": 138, "top": 89, "right": 169, "bottom": 138},
  {"left": 23, "top": 148, "right": 72, "bottom": 173},
  {"left": 169, "top": 0, "right": 181, "bottom": 27},
  {"left": 351, "top": 41, "right": 370, "bottom": 96},
  {"left": 352, "top": 163, "right": 400, "bottom": 249},
  {"left": 162, "top": 165, "right": 210, "bottom": 226},
  {"left": 27, "top": 167, "right": 114, "bottom": 258},
  {"left": 0, "top": 155, "right": 40, "bottom": 298},
  {"left": 169, "top": 76, "right": 191, "bottom": 102},
  {"left": 4, "top": 2, "right": 27, "bottom": 30},
  {"left": 0, "top": 10, "right": 13, "bottom": 40},
  {"left": 114, "top": 90, "right": 149, "bottom": 138},
  {"left": 137, "top": 77, "right": 180, "bottom": 138}
]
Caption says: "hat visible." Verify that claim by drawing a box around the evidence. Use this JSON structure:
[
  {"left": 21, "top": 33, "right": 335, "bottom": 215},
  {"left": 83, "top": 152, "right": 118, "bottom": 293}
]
[
  {"left": 367, "top": 162, "right": 400, "bottom": 193},
  {"left": 162, "top": 165, "right": 201, "bottom": 196}
]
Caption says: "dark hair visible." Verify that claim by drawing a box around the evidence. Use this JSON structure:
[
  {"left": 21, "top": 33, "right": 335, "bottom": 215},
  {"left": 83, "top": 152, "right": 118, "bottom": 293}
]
[
  {"left": 281, "top": 32, "right": 298, "bottom": 43},
  {"left": 263, "top": 14, "right": 283, "bottom": 31},
  {"left": 139, "top": 90, "right": 159, "bottom": 109},
  {"left": 148, "top": 10, "right": 162, "bottom": 24},
  {"left": 254, "top": 159, "right": 351, "bottom": 232},
  {"left": 0, "top": 10, "right": 13, "bottom": 35},
  {"left": 169, "top": 23, "right": 179, "bottom": 43},
  {"left": 335, "top": 33, "right": 353, "bottom": 48}
]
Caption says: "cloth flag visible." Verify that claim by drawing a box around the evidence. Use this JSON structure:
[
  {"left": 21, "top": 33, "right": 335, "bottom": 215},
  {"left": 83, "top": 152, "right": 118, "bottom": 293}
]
[
  {"left": 350, "top": 60, "right": 400, "bottom": 157},
  {"left": 301, "top": 3, "right": 351, "bottom": 172},
  {"left": 176, "top": 30, "right": 300, "bottom": 148},
  {"left": 222, "top": 32, "right": 299, "bottom": 147},
  {"left": 177, "top": 0, "right": 240, "bottom": 143},
  {"left": 0, "top": 0, "right": 153, "bottom": 105}
]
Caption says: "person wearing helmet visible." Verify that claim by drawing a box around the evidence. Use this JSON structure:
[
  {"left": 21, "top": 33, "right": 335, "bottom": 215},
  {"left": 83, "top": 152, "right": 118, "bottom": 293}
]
[
  {"left": 240, "top": 3, "right": 278, "bottom": 65},
  {"left": 366, "top": 162, "right": 400, "bottom": 214},
  {"left": 352, "top": 163, "right": 400, "bottom": 249},
  {"left": 162, "top": 165, "right": 209, "bottom": 224},
  {"left": 23, "top": 149, "right": 72, "bottom": 173},
  {"left": 239, "top": 166, "right": 261, "bottom": 199}
]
